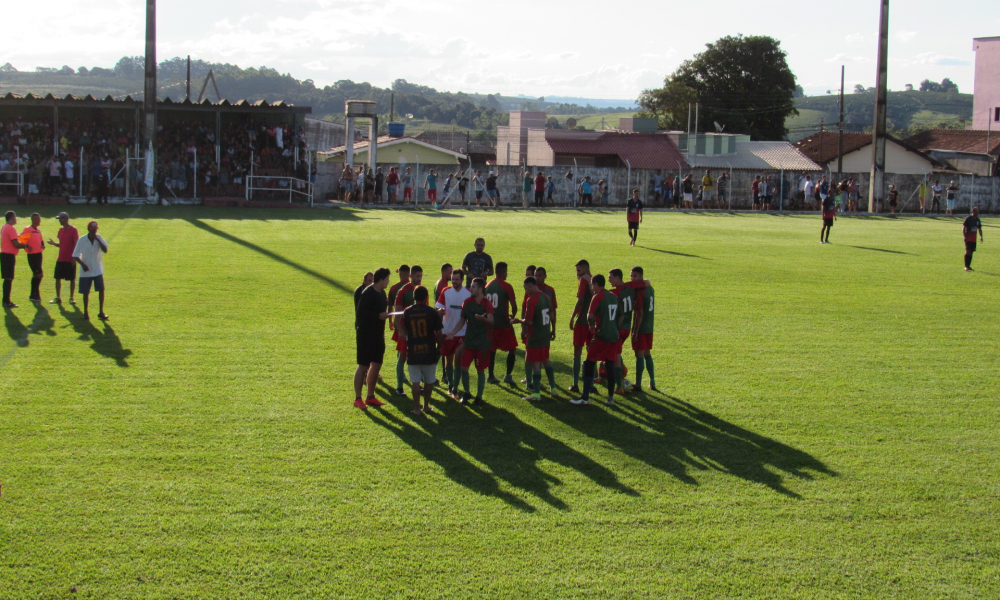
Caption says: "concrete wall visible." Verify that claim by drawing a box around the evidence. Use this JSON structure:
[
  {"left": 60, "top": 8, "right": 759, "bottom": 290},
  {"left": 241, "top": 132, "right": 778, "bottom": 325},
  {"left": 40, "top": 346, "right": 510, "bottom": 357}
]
[
  {"left": 972, "top": 37, "right": 1000, "bottom": 130},
  {"left": 837, "top": 142, "right": 934, "bottom": 175}
]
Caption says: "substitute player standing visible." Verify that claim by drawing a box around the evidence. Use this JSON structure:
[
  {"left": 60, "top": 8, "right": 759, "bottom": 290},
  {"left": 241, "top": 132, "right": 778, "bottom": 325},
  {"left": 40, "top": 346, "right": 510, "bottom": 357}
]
[
  {"left": 485, "top": 262, "right": 519, "bottom": 384},
  {"left": 963, "top": 207, "right": 984, "bottom": 271},
  {"left": 568, "top": 259, "right": 593, "bottom": 393},
  {"left": 392, "top": 266, "right": 423, "bottom": 396},
  {"left": 401, "top": 285, "right": 443, "bottom": 414},
  {"left": 630, "top": 266, "right": 657, "bottom": 392},
  {"left": 354, "top": 267, "right": 391, "bottom": 408},
  {"left": 514, "top": 276, "right": 554, "bottom": 401},
  {"left": 446, "top": 277, "right": 493, "bottom": 405},
  {"left": 571, "top": 274, "right": 620, "bottom": 406},
  {"left": 47, "top": 211, "right": 79, "bottom": 304},
  {"left": 21, "top": 213, "right": 45, "bottom": 302},
  {"left": 436, "top": 268, "right": 471, "bottom": 397},
  {"left": 626, "top": 189, "right": 643, "bottom": 246}
]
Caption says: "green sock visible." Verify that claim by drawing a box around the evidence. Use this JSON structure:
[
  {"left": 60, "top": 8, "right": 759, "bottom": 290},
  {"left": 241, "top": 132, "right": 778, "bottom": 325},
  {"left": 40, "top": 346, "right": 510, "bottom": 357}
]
[
  {"left": 462, "top": 370, "right": 471, "bottom": 395},
  {"left": 545, "top": 365, "right": 556, "bottom": 388},
  {"left": 614, "top": 366, "right": 623, "bottom": 389},
  {"left": 396, "top": 355, "right": 406, "bottom": 389},
  {"left": 477, "top": 370, "right": 486, "bottom": 399},
  {"left": 506, "top": 352, "right": 516, "bottom": 377},
  {"left": 635, "top": 356, "right": 645, "bottom": 387},
  {"left": 644, "top": 355, "right": 656, "bottom": 387},
  {"left": 532, "top": 370, "right": 542, "bottom": 395},
  {"left": 573, "top": 355, "right": 581, "bottom": 387}
]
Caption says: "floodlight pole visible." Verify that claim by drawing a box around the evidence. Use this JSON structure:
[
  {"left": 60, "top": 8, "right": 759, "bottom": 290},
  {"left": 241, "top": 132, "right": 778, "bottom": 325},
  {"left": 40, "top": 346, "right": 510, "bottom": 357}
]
[
  {"left": 143, "top": 0, "right": 157, "bottom": 198},
  {"left": 838, "top": 65, "right": 845, "bottom": 174},
  {"left": 869, "top": 0, "right": 889, "bottom": 213}
]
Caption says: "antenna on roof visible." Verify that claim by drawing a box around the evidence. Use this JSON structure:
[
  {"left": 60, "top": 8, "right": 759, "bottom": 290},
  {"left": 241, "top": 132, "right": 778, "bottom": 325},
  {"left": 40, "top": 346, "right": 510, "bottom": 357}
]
[
  {"left": 714, "top": 121, "right": 725, "bottom": 133},
  {"left": 197, "top": 69, "right": 221, "bottom": 103}
]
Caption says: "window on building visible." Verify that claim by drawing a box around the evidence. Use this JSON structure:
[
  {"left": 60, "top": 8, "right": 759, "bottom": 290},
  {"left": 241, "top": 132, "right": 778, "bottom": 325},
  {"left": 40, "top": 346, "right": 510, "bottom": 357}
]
[{"left": 995, "top": 107, "right": 1000, "bottom": 122}]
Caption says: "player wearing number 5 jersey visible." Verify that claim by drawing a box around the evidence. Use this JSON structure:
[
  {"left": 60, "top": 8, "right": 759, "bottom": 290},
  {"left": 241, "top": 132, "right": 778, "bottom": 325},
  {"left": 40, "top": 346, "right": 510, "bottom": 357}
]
[
  {"left": 630, "top": 266, "right": 657, "bottom": 391},
  {"left": 571, "top": 274, "right": 621, "bottom": 406},
  {"left": 485, "top": 262, "right": 518, "bottom": 384},
  {"left": 515, "top": 277, "right": 556, "bottom": 401}
]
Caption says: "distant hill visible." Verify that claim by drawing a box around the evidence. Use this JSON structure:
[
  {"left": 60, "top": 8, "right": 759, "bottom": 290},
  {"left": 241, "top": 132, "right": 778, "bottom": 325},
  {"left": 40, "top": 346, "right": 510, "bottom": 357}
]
[{"left": 786, "top": 90, "right": 973, "bottom": 142}]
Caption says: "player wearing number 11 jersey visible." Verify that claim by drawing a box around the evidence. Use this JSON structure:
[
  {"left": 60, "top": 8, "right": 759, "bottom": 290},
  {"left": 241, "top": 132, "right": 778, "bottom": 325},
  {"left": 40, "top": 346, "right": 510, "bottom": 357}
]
[
  {"left": 571, "top": 274, "right": 620, "bottom": 406},
  {"left": 515, "top": 276, "right": 555, "bottom": 401}
]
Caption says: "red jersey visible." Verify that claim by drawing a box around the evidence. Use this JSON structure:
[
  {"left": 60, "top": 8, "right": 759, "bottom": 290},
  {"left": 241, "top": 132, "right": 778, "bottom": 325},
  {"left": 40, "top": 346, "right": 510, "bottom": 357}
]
[
  {"left": 57, "top": 225, "right": 79, "bottom": 262},
  {"left": 539, "top": 283, "right": 557, "bottom": 309},
  {"left": 386, "top": 172, "right": 399, "bottom": 186},
  {"left": 435, "top": 278, "right": 450, "bottom": 300},
  {"left": 386, "top": 279, "right": 408, "bottom": 330}
]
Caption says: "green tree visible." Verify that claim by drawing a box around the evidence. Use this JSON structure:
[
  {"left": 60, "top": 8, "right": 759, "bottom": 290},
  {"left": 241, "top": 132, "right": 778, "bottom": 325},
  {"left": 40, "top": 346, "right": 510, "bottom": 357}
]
[
  {"left": 919, "top": 79, "right": 941, "bottom": 92},
  {"left": 643, "top": 34, "right": 798, "bottom": 140},
  {"left": 636, "top": 80, "right": 698, "bottom": 130},
  {"left": 940, "top": 78, "right": 959, "bottom": 93}
]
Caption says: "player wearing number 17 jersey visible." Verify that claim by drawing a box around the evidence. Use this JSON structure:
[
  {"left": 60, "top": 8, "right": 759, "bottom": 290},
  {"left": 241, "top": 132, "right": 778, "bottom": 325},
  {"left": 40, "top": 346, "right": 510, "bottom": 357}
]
[
  {"left": 571, "top": 274, "right": 620, "bottom": 406},
  {"left": 515, "top": 276, "right": 555, "bottom": 401},
  {"left": 630, "top": 266, "right": 657, "bottom": 391},
  {"left": 609, "top": 268, "right": 643, "bottom": 394},
  {"left": 485, "top": 262, "right": 518, "bottom": 384}
]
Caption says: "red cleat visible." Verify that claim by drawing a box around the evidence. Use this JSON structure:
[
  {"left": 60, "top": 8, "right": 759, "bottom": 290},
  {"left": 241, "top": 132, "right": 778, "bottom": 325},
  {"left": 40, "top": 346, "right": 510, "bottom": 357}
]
[
  {"left": 353, "top": 399, "right": 367, "bottom": 409},
  {"left": 365, "top": 397, "right": 387, "bottom": 407}
]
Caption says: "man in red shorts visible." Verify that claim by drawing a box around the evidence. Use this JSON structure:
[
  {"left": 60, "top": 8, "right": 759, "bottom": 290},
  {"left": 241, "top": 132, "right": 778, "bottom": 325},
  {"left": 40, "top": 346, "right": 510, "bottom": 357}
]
[
  {"left": 485, "top": 261, "right": 518, "bottom": 384},
  {"left": 568, "top": 259, "right": 592, "bottom": 392},
  {"left": 514, "top": 276, "right": 554, "bottom": 401},
  {"left": 527, "top": 266, "right": 558, "bottom": 391},
  {"left": 445, "top": 277, "right": 493, "bottom": 404},
  {"left": 387, "top": 265, "right": 411, "bottom": 395},
  {"left": 571, "top": 274, "right": 620, "bottom": 406},
  {"left": 436, "top": 268, "right": 471, "bottom": 397},
  {"left": 609, "top": 268, "right": 638, "bottom": 395},
  {"left": 630, "top": 266, "right": 657, "bottom": 392}
]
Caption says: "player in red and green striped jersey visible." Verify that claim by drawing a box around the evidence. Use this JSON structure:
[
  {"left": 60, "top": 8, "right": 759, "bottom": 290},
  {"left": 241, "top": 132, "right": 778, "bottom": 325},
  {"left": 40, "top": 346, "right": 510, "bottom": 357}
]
[
  {"left": 513, "top": 276, "right": 555, "bottom": 401},
  {"left": 485, "top": 262, "right": 519, "bottom": 384},
  {"left": 387, "top": 265, "right": 412, "bottom": 395},
  {"left": 571, "top": 274, "right": 621, "bottom": 406},
  {"left": 434, "top": 263, "right": 452, "bottom": 302},
  {"left": 446, "top": 277, "right": 494, "bottom": 405},
  {"left": 630, "top": 266, "right": 657, "bottom": 392},
  {"left": 568, "top": 259, "right": 593, "bottom": 393}
]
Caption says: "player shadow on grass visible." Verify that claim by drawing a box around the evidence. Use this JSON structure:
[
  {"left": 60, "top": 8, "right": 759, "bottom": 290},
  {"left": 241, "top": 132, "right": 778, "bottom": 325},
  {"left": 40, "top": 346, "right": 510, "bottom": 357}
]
[
  {"left": 636, "top": 246, "right": 709, "bottom": 260},
  {"left": 537, "top": 390, "right": 835, "bottom": 498},
  {"left": 58, "top": 303, "right": 132, "bottom": 367},
  {"left": 365, "top": 383, "right": 639, "bottom": 513},
  {"left": 4, "top": 308, "right": 29, "bottom": 347},
  {"left": 186, "top": 219, "right": 354, "bottom": 295},
  {"left": 846, "top": 245, "right": 913, "bottom": 255}
]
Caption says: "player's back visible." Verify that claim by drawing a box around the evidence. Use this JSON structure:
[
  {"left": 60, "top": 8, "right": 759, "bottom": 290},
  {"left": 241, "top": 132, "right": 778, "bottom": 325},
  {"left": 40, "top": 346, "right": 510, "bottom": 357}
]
[{"left": 403, "top": 304, "right": 442, "bottom": 365}]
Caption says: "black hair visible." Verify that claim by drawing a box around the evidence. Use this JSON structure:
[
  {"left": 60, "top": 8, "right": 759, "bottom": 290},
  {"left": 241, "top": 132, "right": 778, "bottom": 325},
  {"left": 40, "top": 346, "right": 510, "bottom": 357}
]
[
  {"left": 496, "top": 262, "right": 507, "bottom": 274},
  {"left": 472, "top": 277, "right": 486, "bottom": 289},
  {"left": 534, "top": 266, "right": 546, "bottom": 276},
  {"left": 374, "top": 267, "right": 391, "bottom": 282},
  {"left": 452, "top": 268, "right": 465, "bottom": 278},
  {"left": 441, "top": 263, "right": 452, "bottom": 273},
  {"left": 398, "top": 265, "right": 410, "bottom": 274},
  {"left": 609, "top": 268, "right": 623, "bottom": 279},
  {"left": 414, "top": 286, "right": 429, "bottom": 302},
  {"left": 575, "top": 259, "right": 589, "bottom": 268},
  {"left": 4, "top": 211, "right": 14, "bottom": 223},
  {"left": 631, "top": 266, "right": 644, "bottom": 276},
  {"left": 524, "top": 276, "right": 537, "bottom": 286},
  {"left": 591, "top": 274, "right": 606, "bottom": 288},
  {"left": 411, "top": 265, "right": 423, "bottom": 274},
  {"left": 526, "top": 264, "right": 536, "bottom": 272}
]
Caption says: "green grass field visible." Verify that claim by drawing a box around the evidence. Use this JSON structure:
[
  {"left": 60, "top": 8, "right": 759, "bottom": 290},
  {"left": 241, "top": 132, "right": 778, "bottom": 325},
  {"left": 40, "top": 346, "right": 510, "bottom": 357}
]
[{"left": 2, "top": 207, "right": 998, "bottom": 598}]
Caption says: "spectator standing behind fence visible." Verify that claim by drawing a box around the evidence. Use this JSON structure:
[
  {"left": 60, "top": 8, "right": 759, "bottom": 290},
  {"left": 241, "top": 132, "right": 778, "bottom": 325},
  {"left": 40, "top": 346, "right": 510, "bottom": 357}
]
[
  {"left": 545, "top": 176, "right": 555, "bottom": 205},
  {"left": 931, "top": 181, "right": 942, "bottom": 213},
  {"left": 473, "top": 170, "right": 485, "bottom": 207},
  {"left": 374, "top": 167, "right": 384, "bottom": 204},
  {"left": 485, "top": 171, "right": 500, "bottom": 208},
  {"left": 918, "top": 180, "right": 928, "bottom": 213},
  {"left": 565, "top": 170, "right": 575, "bottom": 206},
  {"left": 458, "top": 171, "right": 469, "bottom": 205},
  {"left": 717, "top": 172, "right": 729, "bottom": 209},
  {"left": 579, "top": 176, "right": 593, "bottom": 206},
  {"left": 946, "top": 181, "right": 958, "bottom": 215},
  {"left": 402, "top": 167, "right": 413, "bottom": 204},
  {"left": 849, "top": 179, "right": 859, "bottom": 212},
  {"left": 386, "top": 167, "right": 399, "bottom": 204},
  {"left": 682, "top": 174, "right": 694, "bottom": 209},
  {"left": 341, "top": 164, "right": 354, "bottom": 202},
  {"left": 888, "top": 184, "right": 898, "bottom": 214},
  {"left": 424, "top": 168, "right": 437, "bottom": 206},
  {"left": 534, "top": 171, "right": 545, "bottom": 207},
  {"left": 702, "top": 170, "right": 714, "bottom": 208},
  {"left": 751, "top": 176, "right": 761, "bottom": 210}
]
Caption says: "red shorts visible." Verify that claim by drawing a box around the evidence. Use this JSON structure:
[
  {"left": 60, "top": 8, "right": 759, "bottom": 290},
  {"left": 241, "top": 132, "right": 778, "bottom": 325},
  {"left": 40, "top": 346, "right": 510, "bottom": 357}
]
[
  {"left": 573, "top": 323, "right": 592, "bottom": 347},
  {"left": 460, "top": 347, "right": 488, "bottom": 371},
  {"left": 525, "top": 346, "right": 550, "bottom": 363},
  {"left": 428, "top": 189, "right": 437, "bottom": 201},
  {"left": 441, "top": 336, "right": 465, "bottom": 357},
  {"left": 631, "top": 332, "right": 653, "bottom": 352},
  {"left": 616, "top": 329, "right": 630, "bottom": 355},
  {"left": 491, "top": 327, "right": 518, "bottom": 351},
  {"left": 396, "top": 337, "right": 407, "bottom": 352},
  {"left": 587, "top": 339, "right": 618, "bottom": 363},
  {"left": 403, "top": 187, "right": 412, "bottom": 200}
]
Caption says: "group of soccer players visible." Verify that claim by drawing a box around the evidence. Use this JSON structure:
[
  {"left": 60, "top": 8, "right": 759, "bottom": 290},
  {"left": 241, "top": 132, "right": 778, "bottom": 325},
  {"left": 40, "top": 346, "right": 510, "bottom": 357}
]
[{"left": 353, "top": 253, "right": 658, "bottom": 413}]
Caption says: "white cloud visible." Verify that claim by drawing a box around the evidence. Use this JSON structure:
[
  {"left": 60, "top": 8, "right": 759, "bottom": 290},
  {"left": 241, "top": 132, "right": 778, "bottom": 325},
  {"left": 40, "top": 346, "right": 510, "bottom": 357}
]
[
  {"left": 303, "top": 60, "right": 328, "bottom": 71},
  {"left": 844, "top": 32, "right": 863, "bottom": 43},
  {"left": 824, "top": 53, "right": 870, "bottom": 63},
  {"left": 896, "top": 31, "right": 918, "bottom": 42}
]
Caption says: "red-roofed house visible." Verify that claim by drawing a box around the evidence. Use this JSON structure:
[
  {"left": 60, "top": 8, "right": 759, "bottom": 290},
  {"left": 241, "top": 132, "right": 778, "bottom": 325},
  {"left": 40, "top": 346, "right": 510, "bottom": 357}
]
[
  {"left": 524, "top": 129, "right": 689, "bottom": 169},
  {"left": 794, "top": 131, "right": 942, "bottom": 175},
  {"left": 904, "top": 129, "right": 999, "bottom": 176}
]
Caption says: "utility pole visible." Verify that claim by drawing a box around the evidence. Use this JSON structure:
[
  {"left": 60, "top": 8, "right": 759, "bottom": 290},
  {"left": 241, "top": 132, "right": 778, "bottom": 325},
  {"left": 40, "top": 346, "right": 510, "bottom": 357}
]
[
  {"left": 837, "top": 65, "right": 845, "bottom": 174},
  {"left": 869, "top": 0, "right": 890, "bottom": 213},
  {"left": 186, "top": 55, "right": 191, "bottom": 102},
  {"left": 143, "top": 0, "right": 157, "bottom": 196}
]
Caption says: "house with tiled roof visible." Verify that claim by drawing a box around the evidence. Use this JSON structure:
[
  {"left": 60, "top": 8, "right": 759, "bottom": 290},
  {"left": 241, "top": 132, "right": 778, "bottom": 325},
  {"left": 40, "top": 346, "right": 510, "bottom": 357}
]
[
  {"left": 795, "top": 131, "right": 944, "bottom": 175},
  {"left": 903, "top": 129, "right": 999, "bottom": 176},
  {"left": 524, "top": 129, "right": 690, "bottom": 170}
]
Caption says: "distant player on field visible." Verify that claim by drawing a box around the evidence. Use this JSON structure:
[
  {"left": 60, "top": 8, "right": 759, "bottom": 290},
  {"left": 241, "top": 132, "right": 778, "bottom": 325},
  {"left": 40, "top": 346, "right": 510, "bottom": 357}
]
[
  {"left": 401, "top": 285, "right": 444, "bottom": 414},
  {"left": 513, "top": 276, "right": 554, "bottom": 401},
  {"left": 485, "top": 262, "right": 519, "bottom": 384},
  {"left": 446, "top": 277, "right": 493, "bottom": 405},
  {"left": 571, "top": 274, "right": 620, "bottom": 406},
  {"left": 436, "top": 268, "right": 471, "bottom": 397},
  {"left": 630, "top": 266, "right": 657, "bottom": 392},
  {"left": 820, "top": 193, "right": 836, "bottom": 244},
  {"left": 568, "top": 259, "right": 593, "bottom": 393},
  {"left": 963, "top": 207, "right": 984, "bottom": 271},
  {"left": 626, "top": 189, "right": 643, "bottom": 246}
]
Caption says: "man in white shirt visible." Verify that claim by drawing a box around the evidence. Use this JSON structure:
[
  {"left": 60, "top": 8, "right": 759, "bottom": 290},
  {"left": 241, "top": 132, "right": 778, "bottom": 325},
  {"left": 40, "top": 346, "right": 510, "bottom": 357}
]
[
  {"left": 72, "top": 220, "right": 109, "bottom": 320},
  {"left": 63, "top": 158, "right": 74, "bottom": 187},
  {"left": 435, "top": 268, "right": 472, "bottom": 397}
]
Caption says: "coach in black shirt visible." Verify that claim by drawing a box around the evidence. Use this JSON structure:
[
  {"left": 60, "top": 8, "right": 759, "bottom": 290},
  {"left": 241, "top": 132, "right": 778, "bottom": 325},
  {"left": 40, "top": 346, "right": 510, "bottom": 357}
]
[
  {"left": 461, "top": 237, "right": 493, "bottom": 287},
  {"left": 354, "top": 267, "right": 391, "bottom": 408},
  {"left": 353, "top": 271, "right": 373, "bottom": 328}
]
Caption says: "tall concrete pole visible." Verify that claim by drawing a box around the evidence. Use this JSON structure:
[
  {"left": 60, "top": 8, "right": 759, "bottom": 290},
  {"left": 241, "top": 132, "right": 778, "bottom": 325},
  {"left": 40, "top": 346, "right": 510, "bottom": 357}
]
[
  {"left": 869, "top": 0, "right": 889, "bottom": 213},
  {"left": 837, "top": 65, "right": 845, "bottom": 174},
  {"left": 143, "top": 0, "right": 157, "bottom": 194}
]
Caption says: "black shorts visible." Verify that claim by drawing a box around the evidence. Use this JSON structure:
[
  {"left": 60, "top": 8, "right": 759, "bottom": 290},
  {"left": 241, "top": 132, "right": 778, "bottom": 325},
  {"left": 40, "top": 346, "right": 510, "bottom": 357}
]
[
  {"left": 357, "top": 332, "right": 386, "bottom": 366},
  {"left": 27, "top": 253, "right": 43, "bottom": 276},
  {"left": 966, "top": 241, "right": 977, "bottom": 254},
  {"left": 889, "top": 199, "right": 897, "bottom": 207},
  {"left": 0, "top": 252, "right": 14, "bottom": 280},
  {"left": 54, "top": 260, "right": 77, "bottom": 281},
  {"left": 823, "top": 217, "right": 834, "bottom": 227},
  {"left": 628, "top": 221, "right": 639, "bottom": 230}
]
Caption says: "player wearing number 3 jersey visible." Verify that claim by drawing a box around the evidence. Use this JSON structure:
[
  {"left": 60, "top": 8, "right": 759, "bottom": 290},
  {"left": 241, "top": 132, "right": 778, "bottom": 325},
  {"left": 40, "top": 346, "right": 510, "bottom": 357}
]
[
  {"left": 484, "top": 262, "right": 518, "bottom": 384},
  {"left": 515, "top": 276, "right": 556, "bottom": 401},
  {"left": 630, "top": 265, "right": 657, "bottom": 391}
]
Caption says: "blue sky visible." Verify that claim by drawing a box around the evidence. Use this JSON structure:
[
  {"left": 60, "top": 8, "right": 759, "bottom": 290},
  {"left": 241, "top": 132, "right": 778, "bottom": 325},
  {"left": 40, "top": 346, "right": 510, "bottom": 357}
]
[{"left": 3, "top": 0, "right": 997, "bottom": 100}]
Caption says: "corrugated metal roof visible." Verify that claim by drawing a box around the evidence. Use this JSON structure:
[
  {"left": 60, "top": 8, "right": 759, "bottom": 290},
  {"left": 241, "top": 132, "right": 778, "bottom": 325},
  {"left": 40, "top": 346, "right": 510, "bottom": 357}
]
[
  {"left": 545, "top": 132, "right": 689, "bottom": 170},
  {"left": 685, "top": 141, "right": 821, "bottom": 171}
]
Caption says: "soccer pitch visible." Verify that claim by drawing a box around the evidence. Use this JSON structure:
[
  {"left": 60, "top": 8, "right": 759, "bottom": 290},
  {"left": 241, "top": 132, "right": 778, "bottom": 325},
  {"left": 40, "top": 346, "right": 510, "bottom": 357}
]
[{"left": 1, "top": 206, "right": 997, "bottom": 598}]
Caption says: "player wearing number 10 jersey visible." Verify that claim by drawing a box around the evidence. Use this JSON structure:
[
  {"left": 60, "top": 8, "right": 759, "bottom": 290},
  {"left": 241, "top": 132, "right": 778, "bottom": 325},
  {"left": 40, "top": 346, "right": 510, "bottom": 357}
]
[
  {"left": 571, "top": 274, "right": 620, "bottom": 406},
  {"left": 630, "top": 265, "right": 657, "bottom": 391},
  {"left": 516, "top": 276, "right": 556, "bottom": 401},
  {"left": 484, "top": 262, "right": 518, "bottom": 384}
]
